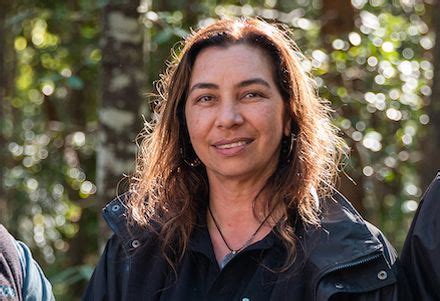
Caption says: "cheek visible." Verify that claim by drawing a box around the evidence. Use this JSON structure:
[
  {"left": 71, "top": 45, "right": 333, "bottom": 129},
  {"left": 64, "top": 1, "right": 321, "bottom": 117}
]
[
  {"left": 186, "top": 116, "right": 205, "bottom": 144},
  {"left": 259, "top": 106, "right": 286, "bottom": 135},
  {"left": 186, "top": 107, "right": 215, "bottom": 135},
  {"left": 185, "top": 109, "right": 196, "bottom": 134}
]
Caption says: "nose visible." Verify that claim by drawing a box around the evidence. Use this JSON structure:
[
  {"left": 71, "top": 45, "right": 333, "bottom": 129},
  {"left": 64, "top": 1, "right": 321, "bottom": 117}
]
[{"left": 215, "top": 100, "right": 244, "bottom": 129}]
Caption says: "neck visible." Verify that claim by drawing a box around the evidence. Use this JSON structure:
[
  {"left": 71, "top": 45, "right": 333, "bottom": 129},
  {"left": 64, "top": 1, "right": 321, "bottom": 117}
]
[
  {"left": 209, "top": 189, "right": 264, "bottom": 235},
  {"left": 206, "top": 169, "right": 282, "bottom": 267},
  {"left": 207, "top": 172, "right": 270, "bottom": 218},
  {"left": 206, "top": 175, "right": 280, "bottom": 266}
]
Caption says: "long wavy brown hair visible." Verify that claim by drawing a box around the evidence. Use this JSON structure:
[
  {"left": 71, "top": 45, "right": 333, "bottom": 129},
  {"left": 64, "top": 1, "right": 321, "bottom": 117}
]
[{"left": 128, "top": 17, "right": 345, "bottom": 270}]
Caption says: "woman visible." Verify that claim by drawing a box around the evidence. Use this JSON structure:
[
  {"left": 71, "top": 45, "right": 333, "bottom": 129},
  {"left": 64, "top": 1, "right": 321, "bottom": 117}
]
[{"left": 84, "top": 18, "right": 405, "bottom": 300}]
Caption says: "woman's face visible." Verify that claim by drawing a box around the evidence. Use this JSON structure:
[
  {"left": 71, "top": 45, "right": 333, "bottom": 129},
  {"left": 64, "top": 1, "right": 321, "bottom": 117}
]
[{"left": 184, "top": 44, "right": 290, "bottom": 183}]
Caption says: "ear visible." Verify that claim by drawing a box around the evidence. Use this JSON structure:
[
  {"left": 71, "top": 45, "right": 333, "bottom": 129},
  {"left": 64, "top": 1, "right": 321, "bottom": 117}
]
[{"left": 283, "top": 115, "right": 292, "bottom": 136}]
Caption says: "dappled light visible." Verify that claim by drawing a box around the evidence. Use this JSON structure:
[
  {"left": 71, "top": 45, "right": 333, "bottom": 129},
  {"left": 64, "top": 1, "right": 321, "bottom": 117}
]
[{"left": 0, "top": 0, "right": 438, "bottom": 299}]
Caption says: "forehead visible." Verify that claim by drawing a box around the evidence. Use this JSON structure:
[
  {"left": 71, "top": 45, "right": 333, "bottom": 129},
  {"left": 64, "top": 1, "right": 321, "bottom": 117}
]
[{"left": 189, "top": 44, "right": 275, "bottom": 84}]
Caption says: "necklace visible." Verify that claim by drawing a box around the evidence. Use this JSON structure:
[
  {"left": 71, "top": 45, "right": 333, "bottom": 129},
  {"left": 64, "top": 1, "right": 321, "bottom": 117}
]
[{"left": 207, "top": 205, "right": 274, "bottom": 269}]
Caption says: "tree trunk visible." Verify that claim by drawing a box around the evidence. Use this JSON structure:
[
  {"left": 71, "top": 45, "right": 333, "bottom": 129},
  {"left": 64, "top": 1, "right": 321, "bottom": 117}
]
[
  {"left": 420, "top": 0, "right": 440, "bottom": 190},
  {"left": 320, "top": 0, "right": 365, "bottom": 212},
  {"left": 321, "top": 0, "right": 355, "bottom": 38},
  {"left": 67, "top": 0, "right": 87, "bottom": 128},
  {"left": 97, "top": 0, "right": 146, "bottom": 245}
]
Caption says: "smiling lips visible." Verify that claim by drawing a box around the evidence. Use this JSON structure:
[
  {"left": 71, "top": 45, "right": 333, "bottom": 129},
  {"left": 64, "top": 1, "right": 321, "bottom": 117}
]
[
  {"left": 216, "top": 140, "right": 247, "bottom": 149},
  {"left": 212, "top": 138, "right": 253, "bottom": 156}
]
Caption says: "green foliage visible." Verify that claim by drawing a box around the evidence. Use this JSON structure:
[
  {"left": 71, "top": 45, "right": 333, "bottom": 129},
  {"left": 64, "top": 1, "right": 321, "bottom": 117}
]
[
  {"left": 2, "top": 1, "right": 101, "bottom": 299},
  {"left": 319, "top": 7, "right": 432, "bottom": 247},
  {"left": 1, "top": 0, "right": 435, "bottom": 299}
]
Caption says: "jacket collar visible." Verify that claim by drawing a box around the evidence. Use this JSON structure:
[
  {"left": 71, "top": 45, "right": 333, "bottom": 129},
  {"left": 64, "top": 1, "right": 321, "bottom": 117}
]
[
  {"left": 102, "top": 191, "right": 385, "bottom": 271},
  {"left": 101, "top": 193, "right": 156, "bottom": 252},
  {"left": 305, "top": 191, "right": 384, "bottom": 272}
]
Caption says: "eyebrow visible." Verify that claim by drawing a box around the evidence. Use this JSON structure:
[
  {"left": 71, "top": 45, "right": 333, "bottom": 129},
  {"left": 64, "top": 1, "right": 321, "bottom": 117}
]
[
  {"left": 237, "top": 78, "right": 271, "bottom": 89},
  {"left": 189, "top": 77, "right": 271, "bottom": 94},
  {"left": 189, "top": 83, "right": 219, "bottom": 93}
]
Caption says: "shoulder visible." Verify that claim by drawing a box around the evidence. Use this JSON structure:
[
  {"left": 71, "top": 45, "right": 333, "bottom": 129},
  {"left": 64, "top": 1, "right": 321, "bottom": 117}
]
[
  {"left": 0, "top": 225, "right": 23, "bottom": 300},
  {"left": 320, "top": 199, "right": 397, "bottom": 265},
  {"left": 320, "top": 190, "right": 396, "bottom": 257},
  {"left": 301, "top": 192, "right": 400, "bottom": 299},
  {"left": 84, "top": 194, "right": 164, "bottom": 300},
  {"left": 401, "top": 172, "right": 440, "bottom": 300},
  {"left": 0, "top": 224, "right": 18, "bottom": 254},
  {"left": 0, "top": 225, "right": 55, "bottom": 301},
  {"left": 13, "top": 240, "right": 55, "bottom": 301},
  {"left": 101, "top": 193, "right": 159, "bottom": 255}
]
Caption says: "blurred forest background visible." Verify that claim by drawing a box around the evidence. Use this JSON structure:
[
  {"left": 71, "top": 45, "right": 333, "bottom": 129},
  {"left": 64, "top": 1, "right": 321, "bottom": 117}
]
[{"left": 0, "top": 0, "right": 439, "bottom": 299}]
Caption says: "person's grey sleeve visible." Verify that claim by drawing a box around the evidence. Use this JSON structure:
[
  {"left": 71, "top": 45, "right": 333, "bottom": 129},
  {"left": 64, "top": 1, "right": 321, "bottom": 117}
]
[{"left": 13, "top": 240, "right": 55, "bottom": 301}]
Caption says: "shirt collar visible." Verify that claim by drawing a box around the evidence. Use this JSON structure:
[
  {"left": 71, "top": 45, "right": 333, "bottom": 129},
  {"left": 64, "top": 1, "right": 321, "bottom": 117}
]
[{"left": 187, "top": 204, "right": 280, "bottom": 262}]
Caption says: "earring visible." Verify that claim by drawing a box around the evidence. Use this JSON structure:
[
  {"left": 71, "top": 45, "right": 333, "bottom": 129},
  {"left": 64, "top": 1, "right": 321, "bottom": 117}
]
[
  {"left": 281, "top": 132, "right": 297, "bottom": 164},
  {"left": 180, "top": 146, "right": 202, "bottom": 167}
]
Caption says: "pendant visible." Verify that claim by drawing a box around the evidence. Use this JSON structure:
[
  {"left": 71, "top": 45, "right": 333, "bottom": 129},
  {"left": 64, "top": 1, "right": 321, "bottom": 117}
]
[{"left": 220, "top": 250, "right": 237, "bottom": 269}]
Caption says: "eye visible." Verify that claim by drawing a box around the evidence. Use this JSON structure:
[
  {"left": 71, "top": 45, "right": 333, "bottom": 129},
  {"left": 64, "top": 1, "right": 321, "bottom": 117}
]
[
  {"left": 196, "top": 95, "right": 215, "bottom": 103},
  {"left": 243, "top": 91, "right": 264, "bottom": 99}
]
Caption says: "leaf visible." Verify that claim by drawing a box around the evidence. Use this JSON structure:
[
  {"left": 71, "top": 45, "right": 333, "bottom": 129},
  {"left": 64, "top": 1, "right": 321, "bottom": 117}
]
[
  {"left": 154, "top": 28, "right": 174, "bottom": 45},
  {"left": 66, "top": 76, "right": 84, "bottom": 90}
]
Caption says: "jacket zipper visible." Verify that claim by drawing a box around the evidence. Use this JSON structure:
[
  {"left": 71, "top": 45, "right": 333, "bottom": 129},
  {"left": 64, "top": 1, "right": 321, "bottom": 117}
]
[{"left": 313, "top": 251, "right": 382, "bottom": 300}]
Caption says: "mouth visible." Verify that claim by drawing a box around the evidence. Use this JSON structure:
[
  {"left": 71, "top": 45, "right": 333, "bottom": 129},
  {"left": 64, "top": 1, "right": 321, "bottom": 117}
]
[
  {"left": 215, "top": 140, "right": 249, "bottom": 149},
  {"left": 212, "top": 138, "right": 253, "bottom": 153}
]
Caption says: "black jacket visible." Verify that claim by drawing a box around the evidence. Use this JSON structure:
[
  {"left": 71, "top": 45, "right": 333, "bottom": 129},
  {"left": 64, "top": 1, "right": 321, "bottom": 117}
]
[
  {"left": 84, "top": 193, "right": 407, "bottom": 301},
  {"left": 401, "top": 172, "right": 440, "bottom": 300}
]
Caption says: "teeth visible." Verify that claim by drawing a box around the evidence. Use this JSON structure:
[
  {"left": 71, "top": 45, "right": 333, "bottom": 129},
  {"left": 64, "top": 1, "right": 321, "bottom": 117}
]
[{"left": 216, "top": 141, "right": 247, "bottom": 149}]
